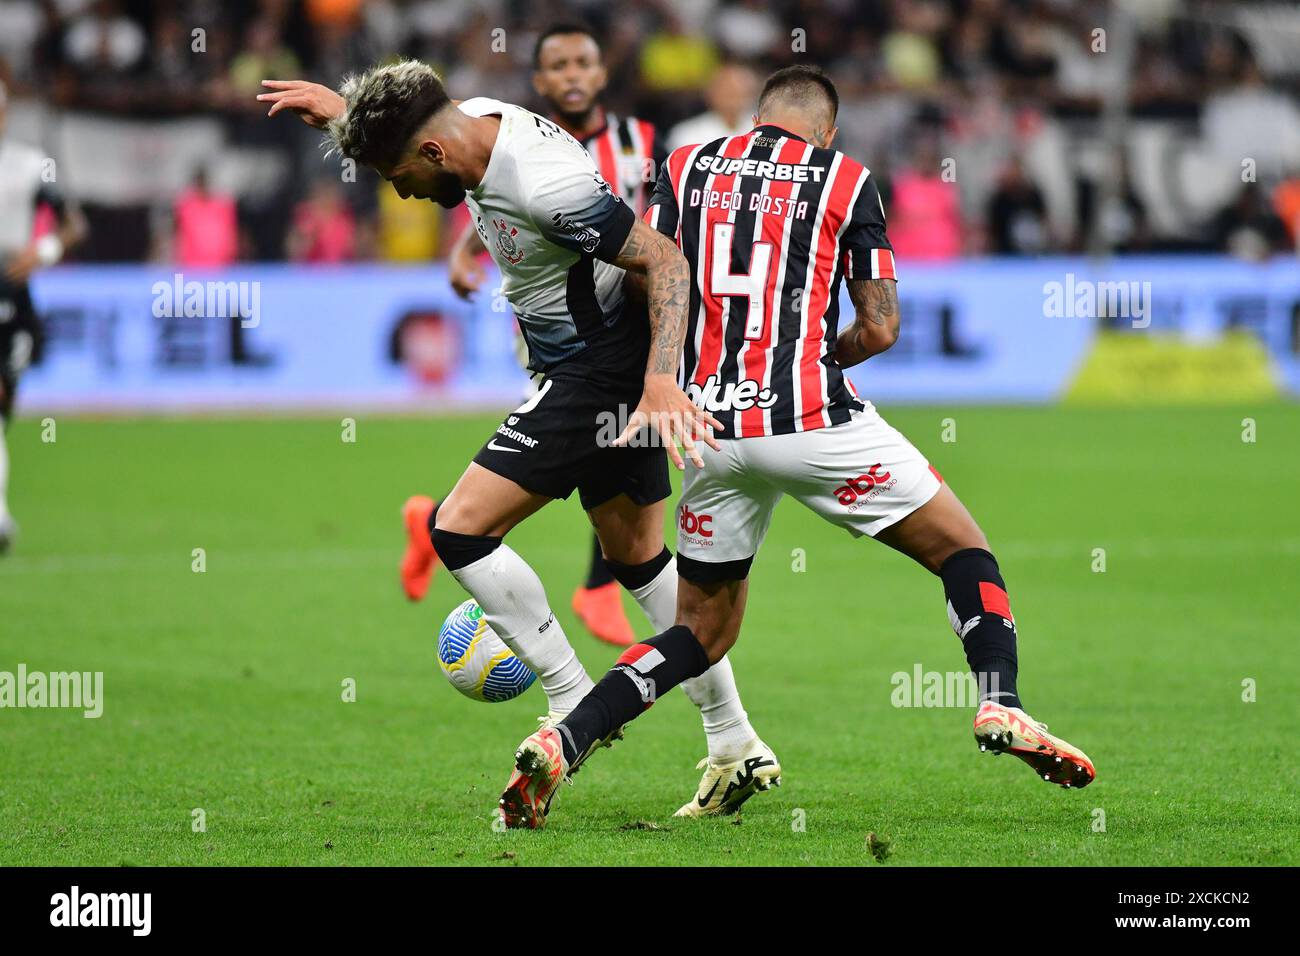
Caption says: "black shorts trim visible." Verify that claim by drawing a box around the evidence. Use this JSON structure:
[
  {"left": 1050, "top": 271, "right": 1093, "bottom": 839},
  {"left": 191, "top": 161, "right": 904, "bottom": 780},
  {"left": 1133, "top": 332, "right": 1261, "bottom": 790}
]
[
  {"left": 471, "top": 445, "right": 569, "bottom": 501},
  {"left": 677, "top": 553, "right": 754, "bottom": 584},
  {"left": 576, "top": 468, "right": 670, "bottom": 512}
]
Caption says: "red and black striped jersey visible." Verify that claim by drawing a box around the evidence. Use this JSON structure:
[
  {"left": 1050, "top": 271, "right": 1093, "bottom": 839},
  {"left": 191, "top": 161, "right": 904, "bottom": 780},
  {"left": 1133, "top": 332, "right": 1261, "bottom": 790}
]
[
  {"left": 645, "top": 124, "right": 897, "bottom": 439},
  {"left": 581, "top": 114, "right": 665, "bottom": 218}
]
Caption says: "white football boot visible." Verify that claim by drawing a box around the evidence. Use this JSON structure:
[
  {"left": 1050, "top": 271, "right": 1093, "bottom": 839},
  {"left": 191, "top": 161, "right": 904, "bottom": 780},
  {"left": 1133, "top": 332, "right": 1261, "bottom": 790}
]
[{"left": 674, "top": 737, "right": 781, "bottom": 817}]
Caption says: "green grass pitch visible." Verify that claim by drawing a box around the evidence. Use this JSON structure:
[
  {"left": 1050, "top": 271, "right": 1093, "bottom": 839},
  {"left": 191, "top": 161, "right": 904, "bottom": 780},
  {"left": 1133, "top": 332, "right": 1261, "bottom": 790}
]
[{"left": 2, "top": 405, "right": 1297, "bottom": 866}]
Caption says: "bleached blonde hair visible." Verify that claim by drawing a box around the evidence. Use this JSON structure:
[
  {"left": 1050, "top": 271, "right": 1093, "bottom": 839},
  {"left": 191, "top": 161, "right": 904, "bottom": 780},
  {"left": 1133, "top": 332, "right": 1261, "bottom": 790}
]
[{"left": 326, "top": 59, "right": 451, "bottom": 166}]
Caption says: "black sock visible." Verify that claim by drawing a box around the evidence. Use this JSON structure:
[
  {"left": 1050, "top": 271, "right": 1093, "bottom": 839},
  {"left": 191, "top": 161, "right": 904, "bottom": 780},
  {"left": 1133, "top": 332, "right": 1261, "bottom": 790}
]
[
  {"left": 940, "top": 548, "right": 1021, "bottom": 709},
  {"left": 584, "top": 533, "right": 616, "bottom": 589},
  {"left": 556, "top": 625, "right": 710, "bottom": 765},
  {"left": 429, "top": 526, "right": 500, "bottom": 571},
  {"left": 605, "top": 546, "right": 672, "bottom": 591}
]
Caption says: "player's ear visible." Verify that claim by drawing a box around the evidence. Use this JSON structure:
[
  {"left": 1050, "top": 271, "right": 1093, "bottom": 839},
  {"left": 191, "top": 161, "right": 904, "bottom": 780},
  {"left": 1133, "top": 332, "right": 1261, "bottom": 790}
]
[
  {"left": 530, "top": 71, "right": 546, "bottom": 98},
  {"left": 417, "top": 138, "right": 446, "bottom": 166},
  {"left": 824, "top": 125, "right": 839, "bottom": 149},
  {"left": 594, "top": 62, "right": 608, "bottom": 95}
]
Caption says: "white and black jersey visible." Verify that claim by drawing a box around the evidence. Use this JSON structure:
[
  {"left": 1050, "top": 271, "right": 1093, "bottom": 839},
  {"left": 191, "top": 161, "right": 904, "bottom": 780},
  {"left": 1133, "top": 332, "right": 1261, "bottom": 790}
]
[
  {"left": 460, "top": 97, "right": 641, "bottom": 376},
  {"left": 0, "top": 137, "right": 57, "bottom": 414},
  {"left": 0, "top": 138, "right": 58, "bottom": 258},
  {"left": 460, "top": 98, "right": 669, "bottom": 510}
]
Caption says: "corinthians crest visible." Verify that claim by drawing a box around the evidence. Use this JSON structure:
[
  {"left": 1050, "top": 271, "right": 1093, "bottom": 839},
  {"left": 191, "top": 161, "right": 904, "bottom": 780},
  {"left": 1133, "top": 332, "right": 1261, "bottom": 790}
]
[{"left": 492, "top": 217, "right": 525, "bottom": 264}]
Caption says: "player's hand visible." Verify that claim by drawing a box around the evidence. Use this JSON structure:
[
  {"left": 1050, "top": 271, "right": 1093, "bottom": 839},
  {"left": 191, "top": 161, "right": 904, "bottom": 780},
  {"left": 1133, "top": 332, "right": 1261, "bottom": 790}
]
[
  {"left": 3, "top": 247, "right": 39, "bottom": 283},
  {"left": 257, "top": 80, "right": 345, "bottom": 128},
  {"left": 613, "top": 374, "right": 722, "bottom": 470},
  {"left": 449, "top": 247, "right": 487, "bottom": 300}
]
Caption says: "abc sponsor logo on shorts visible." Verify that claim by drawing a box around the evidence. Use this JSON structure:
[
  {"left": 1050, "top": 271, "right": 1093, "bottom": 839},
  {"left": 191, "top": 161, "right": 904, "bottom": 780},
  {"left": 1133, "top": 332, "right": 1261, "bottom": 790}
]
[
  {"left": 678, "top": 505, "right": 714, "bottom": 546},
  {"left": 891, "top": 665, "right": 1001, "bottom": 708},
  {"left": 833, "top": 464, "right": 895, "bottom": 513}
]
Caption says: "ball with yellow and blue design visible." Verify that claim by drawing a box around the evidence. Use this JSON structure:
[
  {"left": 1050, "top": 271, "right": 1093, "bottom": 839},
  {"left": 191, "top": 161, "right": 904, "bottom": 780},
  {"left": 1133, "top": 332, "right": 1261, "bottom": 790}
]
[{"left": 437, "top": 599, "right": 537, "bottom": 702}]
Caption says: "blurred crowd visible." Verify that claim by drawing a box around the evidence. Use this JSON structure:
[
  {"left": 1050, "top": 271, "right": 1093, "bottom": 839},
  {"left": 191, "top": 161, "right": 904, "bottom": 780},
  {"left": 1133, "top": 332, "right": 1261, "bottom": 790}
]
[{"left": 2, "top": 0, "right": 1299, "bottom": 265}]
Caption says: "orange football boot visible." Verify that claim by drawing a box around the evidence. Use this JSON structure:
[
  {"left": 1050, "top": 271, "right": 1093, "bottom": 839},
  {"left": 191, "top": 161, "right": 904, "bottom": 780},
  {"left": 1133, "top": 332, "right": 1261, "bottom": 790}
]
[
  {"left": 499, "top": 727, "right": 568, "bottom": 829},
  {"left": 571, "top": 582, "right": 636, "bottom": 646},
  {"left": 974, "top": 700, "right": 1096, "bottom": 789},
  {"left": 399, "top": 495, "right": 438, "bottom": 601}
]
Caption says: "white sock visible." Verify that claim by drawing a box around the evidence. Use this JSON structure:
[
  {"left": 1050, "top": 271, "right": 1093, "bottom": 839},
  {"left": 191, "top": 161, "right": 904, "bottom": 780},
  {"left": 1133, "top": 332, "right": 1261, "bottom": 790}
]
[
  {"left": 624, "top": 552, "right": 678, "bottom": 633},
  {"left": 448, "top": 542, "right": 593, "bottom": 714},
  {"left": 0, "top": 421, "right": 10, "bottom": 524},
  {"left": 627, "top": 554, "right": 757, "bottom": 762},
  {"left": 681, "top": 656, "right": 756, "bottom": 763}
]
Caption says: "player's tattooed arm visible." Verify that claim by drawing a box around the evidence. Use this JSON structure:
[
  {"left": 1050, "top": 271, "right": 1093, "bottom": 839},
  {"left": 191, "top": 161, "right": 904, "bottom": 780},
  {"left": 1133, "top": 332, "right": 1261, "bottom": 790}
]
[
  {"left": 835, "top": 278, "right": 900, "bottom": 369},
  {"left": 612, "top": 219, "right": 692, "bottom": 376},
  {"left": 609, "top": 219, "right": 723, "bottom": 469}
]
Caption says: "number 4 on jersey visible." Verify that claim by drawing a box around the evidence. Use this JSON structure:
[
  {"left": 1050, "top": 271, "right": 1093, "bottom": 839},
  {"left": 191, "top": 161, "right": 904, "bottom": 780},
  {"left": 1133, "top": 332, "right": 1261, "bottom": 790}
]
[{"left": 710, "top": 222, "right": 774, "bottom": 341}]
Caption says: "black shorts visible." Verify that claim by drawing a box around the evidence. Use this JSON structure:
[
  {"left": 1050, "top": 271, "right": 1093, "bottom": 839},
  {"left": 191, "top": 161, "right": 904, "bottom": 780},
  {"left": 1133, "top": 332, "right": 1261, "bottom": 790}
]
[
  {"left": 0, "top": 280, "right": 40, "bottom": 422},
  {"left": 472, "top": 371, "right": 670, "bottom": 511}
]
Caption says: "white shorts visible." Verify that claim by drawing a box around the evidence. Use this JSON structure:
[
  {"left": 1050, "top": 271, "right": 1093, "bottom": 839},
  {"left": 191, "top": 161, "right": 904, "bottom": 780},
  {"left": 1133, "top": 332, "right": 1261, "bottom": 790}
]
[{"left": 676, "top": 403, "right": 942, "bottom": 574}]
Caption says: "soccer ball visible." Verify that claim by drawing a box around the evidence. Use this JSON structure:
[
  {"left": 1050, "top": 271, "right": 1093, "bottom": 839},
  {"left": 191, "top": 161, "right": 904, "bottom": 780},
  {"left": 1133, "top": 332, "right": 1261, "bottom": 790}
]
[{"left": 436, "top": 599, "right": 536, "bottom": 702}]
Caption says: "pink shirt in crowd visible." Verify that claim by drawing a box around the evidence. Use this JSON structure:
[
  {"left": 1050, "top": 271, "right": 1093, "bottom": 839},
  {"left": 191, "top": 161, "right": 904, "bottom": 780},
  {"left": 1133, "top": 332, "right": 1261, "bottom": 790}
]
[
  {"left": 886, "top": 171, "right": 963, "bottom": 260},
  {"left": 174, "top": 188, "right": 239, "bottom": 266}
]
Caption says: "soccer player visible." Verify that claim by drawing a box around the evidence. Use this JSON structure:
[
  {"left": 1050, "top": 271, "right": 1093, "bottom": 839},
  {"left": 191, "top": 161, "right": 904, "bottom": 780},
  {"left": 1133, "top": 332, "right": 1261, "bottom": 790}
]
[
  {"left": 411, "top": 22, "right": 669, "bottom": 647},
  {"left": 0, "top": 80, "right": 87, "bottom": 552},
  {"left": 498, "top": 66, "right": 1096, "bottom": 829},
  {"left": 259, "top": 62, "right": 776, "bottom": 809}
]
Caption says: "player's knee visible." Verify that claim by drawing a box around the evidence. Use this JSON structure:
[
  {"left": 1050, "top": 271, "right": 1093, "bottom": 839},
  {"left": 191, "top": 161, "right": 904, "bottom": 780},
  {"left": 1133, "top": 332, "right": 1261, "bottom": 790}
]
[
  {"left": 927, "top": 528, "right": 990, "bottom": 574},
  {"left": 599, "top": 531, "right": 662, "bottom": 567},
  {"left": 588, "top": 497, "right": 666, "bottom": 565},
  {"left": 432, "top": 490, "right": 492, "bottom": 538},
  {"left": 431, "top": 493, "right": 468, "bottom": 534}
]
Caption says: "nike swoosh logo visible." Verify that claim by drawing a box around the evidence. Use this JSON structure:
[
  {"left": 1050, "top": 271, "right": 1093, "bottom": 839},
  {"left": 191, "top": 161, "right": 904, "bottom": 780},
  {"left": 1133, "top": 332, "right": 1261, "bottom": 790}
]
[
  {"left": 487, "top": 440, "right": 522, "bottom": 453},
  {"left": 697, "top": 779, "right": 721, "bottom": 807}
]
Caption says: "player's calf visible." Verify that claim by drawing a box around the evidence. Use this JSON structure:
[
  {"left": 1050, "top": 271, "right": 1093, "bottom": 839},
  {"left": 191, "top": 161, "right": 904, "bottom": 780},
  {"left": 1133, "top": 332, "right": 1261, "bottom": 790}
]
[
  {"left": 554, "top": 625, "right": 711, "bottom": 769},
  {"left": 940, "top": 547, "right": 1097, "bottom": 787},
  {"left": 432, "top": 526, "right": 594, "bottom": 716},
  {"left": 940, "top": 547, "right": 1021, "bottom": 709}
]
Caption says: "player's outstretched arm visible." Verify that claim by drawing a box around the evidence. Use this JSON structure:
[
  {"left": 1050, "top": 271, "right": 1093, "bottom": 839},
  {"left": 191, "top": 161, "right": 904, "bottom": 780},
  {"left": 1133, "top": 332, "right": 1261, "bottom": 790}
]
[
  {"left": 610, "top": 218, "right": 722, "bottom": 469},
  {"left": 835, "top": 277, "right": 900, "bottom": 369},
  {"left": 256, "top": 79, "right": 345, "bottom": 128}
]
